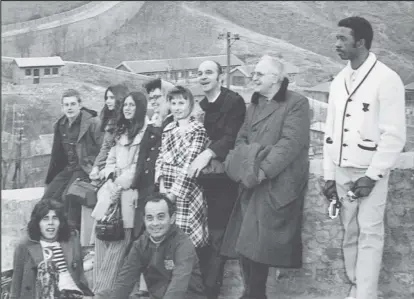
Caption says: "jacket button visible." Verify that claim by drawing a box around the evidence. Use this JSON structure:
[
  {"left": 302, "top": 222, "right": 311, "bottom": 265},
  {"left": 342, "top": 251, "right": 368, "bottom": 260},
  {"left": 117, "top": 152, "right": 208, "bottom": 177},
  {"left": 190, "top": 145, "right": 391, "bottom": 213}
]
[
  {"left": 145, "top": 170, "right": 149, "bottom": 174},
  {"left": 344, "top": 128, "right": 349, "bottom": 132},
  {"left": 343, "top": 143, "right": 348, "bottom": 147},
  {"left": 146, "top": 157, "right": 150, "bottom": 161},
  {"left": 150, "top": 135, "right": 155, "bottom": 139},
  {"left": 72, "top": 262, "right": 77, "bottom": 268},
  {"left": 151, "top": 147, "right": 155, "bottom": 151},
  {"left": 347, "top": 99, "right": 353, "bottom": 102},
  {"left": 346, "top": 114, "right": 351, "bottom": 117}
]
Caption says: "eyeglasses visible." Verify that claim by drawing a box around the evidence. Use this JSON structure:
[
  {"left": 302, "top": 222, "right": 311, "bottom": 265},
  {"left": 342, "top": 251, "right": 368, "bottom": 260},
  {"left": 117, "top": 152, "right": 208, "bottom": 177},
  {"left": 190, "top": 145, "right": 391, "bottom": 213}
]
[
  {"left": 149, "top": 94, "right": 162, "bottom": 101},
  {"left": 250, "top": 72, "right": 277, "bottom": 78}
]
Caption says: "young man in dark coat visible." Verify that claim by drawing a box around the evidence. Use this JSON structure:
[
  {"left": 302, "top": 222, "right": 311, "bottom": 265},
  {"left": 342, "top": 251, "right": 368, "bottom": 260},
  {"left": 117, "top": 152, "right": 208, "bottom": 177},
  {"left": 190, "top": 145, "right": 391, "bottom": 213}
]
[
  {"left": 222, "top": 55, "right": 310, "bottom": 299},
  {"left": 43, "top": 89, "right": 103, "bottom": 230},
  {"left": 188, "top": 60, "right": 246, "bottom": 299}
]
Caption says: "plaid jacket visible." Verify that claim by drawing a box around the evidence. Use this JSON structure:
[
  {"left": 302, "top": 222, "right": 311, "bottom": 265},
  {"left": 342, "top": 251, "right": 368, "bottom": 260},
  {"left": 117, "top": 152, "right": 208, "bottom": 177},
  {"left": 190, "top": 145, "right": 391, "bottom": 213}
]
[{"left": 155, "top": 116, "right": 209, "bottom": 247}]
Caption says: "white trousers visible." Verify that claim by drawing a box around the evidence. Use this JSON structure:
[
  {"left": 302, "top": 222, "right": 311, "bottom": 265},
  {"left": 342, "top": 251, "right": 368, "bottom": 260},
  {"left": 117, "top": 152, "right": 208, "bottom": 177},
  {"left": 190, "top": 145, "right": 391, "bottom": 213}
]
[{"left": 335, "top": 166, "right": 389, "bottom": 299}]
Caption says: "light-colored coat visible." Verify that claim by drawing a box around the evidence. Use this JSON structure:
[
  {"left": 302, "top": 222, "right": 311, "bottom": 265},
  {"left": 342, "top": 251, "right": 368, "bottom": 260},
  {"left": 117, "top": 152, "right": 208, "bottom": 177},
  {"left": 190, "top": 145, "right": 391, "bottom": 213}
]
[
  {"left": 323, "top": 52, "right": 406, "bottom": 181},
  {"left": 92, "top": 123, "right": 147, "bottom": 228},
  {"left": 221, "top": 80, "right": 310, "bottom": 267}
]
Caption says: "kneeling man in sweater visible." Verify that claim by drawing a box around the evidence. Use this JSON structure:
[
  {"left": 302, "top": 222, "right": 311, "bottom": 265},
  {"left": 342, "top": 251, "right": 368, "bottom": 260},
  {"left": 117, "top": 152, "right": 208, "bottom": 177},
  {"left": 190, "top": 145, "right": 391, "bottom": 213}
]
[{"left": 95, "top": 192, "right": 206, "bottom": 299}]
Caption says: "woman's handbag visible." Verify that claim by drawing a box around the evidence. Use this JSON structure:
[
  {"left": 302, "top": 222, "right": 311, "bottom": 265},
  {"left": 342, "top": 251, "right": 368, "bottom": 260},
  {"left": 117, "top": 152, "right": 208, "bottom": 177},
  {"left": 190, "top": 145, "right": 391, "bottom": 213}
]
[
  {"left": 66, "top": 178, "right": 104, "bottom": 208},
  {"left": 197, "top": 159, "right": 229, "bottom": 191},
  {"left": 95, "top": 198, "right": 124, "bottom": 242}
]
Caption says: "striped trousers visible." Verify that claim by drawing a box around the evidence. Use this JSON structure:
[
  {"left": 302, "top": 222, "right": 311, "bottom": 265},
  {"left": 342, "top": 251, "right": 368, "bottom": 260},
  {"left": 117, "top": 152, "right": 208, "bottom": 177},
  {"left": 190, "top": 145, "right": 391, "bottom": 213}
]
[{"left": 93, "top": 228, "right": 132, "bottom": 293}]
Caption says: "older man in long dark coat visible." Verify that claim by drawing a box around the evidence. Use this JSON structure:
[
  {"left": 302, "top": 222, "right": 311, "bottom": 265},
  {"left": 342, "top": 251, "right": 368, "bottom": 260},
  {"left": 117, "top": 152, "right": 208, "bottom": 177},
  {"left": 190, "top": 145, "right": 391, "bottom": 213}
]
[{"left": 222, "top": 55, "right": 310, "bottom": 299}]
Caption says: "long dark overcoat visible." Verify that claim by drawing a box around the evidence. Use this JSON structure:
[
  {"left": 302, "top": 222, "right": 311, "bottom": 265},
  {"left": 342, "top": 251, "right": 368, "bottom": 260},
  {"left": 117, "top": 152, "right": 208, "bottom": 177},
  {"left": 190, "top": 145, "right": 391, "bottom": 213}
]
[{"left": 221, "top": 79, "right": 310, "bottom": 268}]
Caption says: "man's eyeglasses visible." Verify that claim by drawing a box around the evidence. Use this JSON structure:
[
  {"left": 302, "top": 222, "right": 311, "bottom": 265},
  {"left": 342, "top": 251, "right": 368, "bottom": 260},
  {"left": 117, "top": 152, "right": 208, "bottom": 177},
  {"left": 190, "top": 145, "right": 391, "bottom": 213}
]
[
  {"left": 250, "top": 72, "right": 277, "bottom": 78},
  {"left": 149, "top": 94, "right": 162, "bottom": 101}
]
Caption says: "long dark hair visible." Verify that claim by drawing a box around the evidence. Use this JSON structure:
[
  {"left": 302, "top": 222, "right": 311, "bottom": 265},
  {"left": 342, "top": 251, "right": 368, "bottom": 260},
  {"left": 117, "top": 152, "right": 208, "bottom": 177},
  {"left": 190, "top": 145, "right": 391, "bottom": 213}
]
[
  {"left": 100, "top": 84, "right": 130, "bottom": 132},
  {"left": 115, "top": 91, "right": 148, "bottom": 143},
  {"left": 27, "top": 198, "right": 71, "bottom": 242}
]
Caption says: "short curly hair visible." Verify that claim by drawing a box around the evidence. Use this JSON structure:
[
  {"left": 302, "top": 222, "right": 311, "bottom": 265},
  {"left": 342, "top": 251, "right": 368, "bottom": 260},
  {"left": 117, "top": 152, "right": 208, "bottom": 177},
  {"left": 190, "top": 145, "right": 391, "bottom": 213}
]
[{"left": 27, "top": 198, "right": 72, "bottom": 242}]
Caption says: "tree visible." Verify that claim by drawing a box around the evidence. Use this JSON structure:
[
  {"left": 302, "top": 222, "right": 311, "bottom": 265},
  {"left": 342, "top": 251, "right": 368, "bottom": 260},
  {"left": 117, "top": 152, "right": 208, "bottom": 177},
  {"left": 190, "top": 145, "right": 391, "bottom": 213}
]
[
  {"left": 51, "top": 29, "right": 62, "bottom": 56},
  {"left": 61, "top": 26, "right": 69, "bottom": 53},
  {"left": 51, "top": 26, "right": 70, "bottom": 56},
  {"left": 14, "top": 29, "right": 35, "bottom": 57}
]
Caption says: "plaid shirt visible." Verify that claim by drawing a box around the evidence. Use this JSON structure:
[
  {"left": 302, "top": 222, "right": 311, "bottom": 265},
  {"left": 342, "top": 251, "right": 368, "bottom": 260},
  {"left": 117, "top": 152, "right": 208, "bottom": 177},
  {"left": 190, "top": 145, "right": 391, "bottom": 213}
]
[{"left": 155, "top": 116, "right": 209, "bottom": 247}]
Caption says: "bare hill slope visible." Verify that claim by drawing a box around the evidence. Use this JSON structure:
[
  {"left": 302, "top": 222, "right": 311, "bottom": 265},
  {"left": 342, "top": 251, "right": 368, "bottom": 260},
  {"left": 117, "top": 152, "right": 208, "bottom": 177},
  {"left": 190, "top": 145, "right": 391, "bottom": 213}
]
[{"left": 62, "top": 1, "right": 413, "bottom": 86}]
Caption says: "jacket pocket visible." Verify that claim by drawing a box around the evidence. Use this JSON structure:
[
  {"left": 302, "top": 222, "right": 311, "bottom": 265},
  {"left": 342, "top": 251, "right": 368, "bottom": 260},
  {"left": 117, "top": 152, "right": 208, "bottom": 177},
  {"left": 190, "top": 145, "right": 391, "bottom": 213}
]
[{"left": 349, "top": 138, "right": 377, "bottom": 166}]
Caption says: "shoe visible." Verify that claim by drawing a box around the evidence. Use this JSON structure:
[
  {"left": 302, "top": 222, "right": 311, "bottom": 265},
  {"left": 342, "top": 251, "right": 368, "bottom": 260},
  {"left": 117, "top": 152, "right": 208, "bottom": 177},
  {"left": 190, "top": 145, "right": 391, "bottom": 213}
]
[{"left": 137, "top": 290, "right": 149, "bottom": 297}]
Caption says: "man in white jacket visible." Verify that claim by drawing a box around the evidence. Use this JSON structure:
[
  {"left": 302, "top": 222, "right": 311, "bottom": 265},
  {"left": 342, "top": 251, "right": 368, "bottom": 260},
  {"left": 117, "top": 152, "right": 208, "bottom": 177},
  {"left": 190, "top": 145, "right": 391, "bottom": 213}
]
[{"left": 323, "top": 16, "right": 406, "bottom": 299}]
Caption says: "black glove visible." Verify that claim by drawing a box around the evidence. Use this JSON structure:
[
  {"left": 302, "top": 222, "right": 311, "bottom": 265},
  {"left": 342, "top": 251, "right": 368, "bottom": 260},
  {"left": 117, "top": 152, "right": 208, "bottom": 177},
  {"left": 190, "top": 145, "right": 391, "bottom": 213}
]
[
  {"left": 323, "top": 180, "right": 337, "bottom": 201},
  {"left": 351, "top": 176, "right": 376, "bottom": 198}
]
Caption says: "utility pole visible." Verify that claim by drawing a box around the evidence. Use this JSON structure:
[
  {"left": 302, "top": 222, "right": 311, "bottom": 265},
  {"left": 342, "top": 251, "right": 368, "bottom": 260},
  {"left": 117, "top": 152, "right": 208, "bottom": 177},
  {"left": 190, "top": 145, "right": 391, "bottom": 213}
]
[
  {"left": 11, "top": 108, "right": 25, "bottom": 189},
  {"left": 218, "top": 31, "right": 240, "bottom": 88}
]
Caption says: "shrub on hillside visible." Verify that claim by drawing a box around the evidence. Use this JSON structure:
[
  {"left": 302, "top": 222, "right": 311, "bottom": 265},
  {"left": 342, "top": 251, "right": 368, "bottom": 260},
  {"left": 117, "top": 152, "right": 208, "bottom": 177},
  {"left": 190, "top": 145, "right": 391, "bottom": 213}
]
[{"left": 27, "top": 14, "right": 42, "bottom": 21}]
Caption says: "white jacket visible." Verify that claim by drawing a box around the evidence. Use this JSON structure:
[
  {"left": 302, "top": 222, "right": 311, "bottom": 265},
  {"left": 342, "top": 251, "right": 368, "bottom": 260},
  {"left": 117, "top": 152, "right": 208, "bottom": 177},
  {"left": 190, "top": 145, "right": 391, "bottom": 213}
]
[{"left": 323, "top": 52, "right": 406, "bottom": 181}]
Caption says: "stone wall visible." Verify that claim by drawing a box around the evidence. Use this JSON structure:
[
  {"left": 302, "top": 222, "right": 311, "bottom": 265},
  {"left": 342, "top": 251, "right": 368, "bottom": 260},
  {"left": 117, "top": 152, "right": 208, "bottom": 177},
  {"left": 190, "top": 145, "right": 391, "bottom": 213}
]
[
  {"left": 302, "top": 169, "right": 414, "bottom": 297},
  {"left": 1, "top": 2, "right": 99, "bottom": 32},
  {"left": 1, "top": 1, "right": 146, "bottom": 57},
  {"left": 2, "top": 155, "right": 413, "bottom": 296}
]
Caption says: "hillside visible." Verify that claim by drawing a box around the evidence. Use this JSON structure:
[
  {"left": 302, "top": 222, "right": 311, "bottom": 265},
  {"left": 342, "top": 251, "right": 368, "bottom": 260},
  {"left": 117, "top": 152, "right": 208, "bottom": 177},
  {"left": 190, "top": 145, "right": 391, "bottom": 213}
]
[
  {"left": 198, "top": 1, "right": 414, "bottom": 84},
  {"left": 1, "top": 59, "right": 151, "bottom": 140},
  {"left": 1, "top": 1, "right": 89, "bottom": 25},
  {"left": 62, "top": 1, "right": 413, "bottom": 87}
]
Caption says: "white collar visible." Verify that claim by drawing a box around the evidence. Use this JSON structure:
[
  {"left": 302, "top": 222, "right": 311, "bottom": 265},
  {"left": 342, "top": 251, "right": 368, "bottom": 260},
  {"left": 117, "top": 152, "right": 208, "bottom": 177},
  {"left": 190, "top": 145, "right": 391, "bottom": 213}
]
[
  {"left": 40, "top": 240, "right": 60, "bottom": 247},
  {"left": 345, "top": 52, "right": 376, "bottom": 77}
]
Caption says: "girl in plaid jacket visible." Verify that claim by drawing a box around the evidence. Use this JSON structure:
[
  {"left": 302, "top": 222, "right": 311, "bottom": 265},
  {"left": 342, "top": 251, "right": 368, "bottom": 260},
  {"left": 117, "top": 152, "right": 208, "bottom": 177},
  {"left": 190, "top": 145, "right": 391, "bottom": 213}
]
[{"left": 155, "top": 86, "right": 209, "bottom": 248}]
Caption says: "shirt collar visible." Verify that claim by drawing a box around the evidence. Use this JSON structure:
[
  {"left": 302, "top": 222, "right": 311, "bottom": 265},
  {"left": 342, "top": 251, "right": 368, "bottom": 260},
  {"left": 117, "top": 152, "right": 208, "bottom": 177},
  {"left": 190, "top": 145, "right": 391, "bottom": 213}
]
[
  {"left": 62, "top": 111, "right": 82, "bottom": 127},
  {"left": 345, "top": 52, "right": 377, "bottom": 77}
]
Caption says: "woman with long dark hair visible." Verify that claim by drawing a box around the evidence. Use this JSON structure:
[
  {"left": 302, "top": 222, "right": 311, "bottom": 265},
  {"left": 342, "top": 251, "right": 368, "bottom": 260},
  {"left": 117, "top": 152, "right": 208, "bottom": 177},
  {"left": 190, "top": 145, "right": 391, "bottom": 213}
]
[
  {"left": 82, "top": 85, "right": 130, "bottom": 247},
  {"left": 10, "top": 198, "right": 92, "bottom": 299},
  {"left": 89, "top": 84, "right": 130, "bottom": 180},
  {"left": 91, "top": 91, "right": 149, "bottom": 293}
]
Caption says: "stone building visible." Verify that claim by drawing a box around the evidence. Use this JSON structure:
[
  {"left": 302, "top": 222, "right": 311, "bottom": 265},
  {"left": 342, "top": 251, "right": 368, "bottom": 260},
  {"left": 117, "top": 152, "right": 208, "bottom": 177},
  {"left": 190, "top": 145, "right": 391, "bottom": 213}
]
[
  {"left": 301, "top": 80, "right": 331, "bottom": 103},
  {"left": 115, "top": 54, "right": 244, "bottom": 82},
  {"left": 12, "top": 56, "right": 64, "bottom": 85},
  {"left": 229, "top": 63, "right": 299, "bottom": 87}
]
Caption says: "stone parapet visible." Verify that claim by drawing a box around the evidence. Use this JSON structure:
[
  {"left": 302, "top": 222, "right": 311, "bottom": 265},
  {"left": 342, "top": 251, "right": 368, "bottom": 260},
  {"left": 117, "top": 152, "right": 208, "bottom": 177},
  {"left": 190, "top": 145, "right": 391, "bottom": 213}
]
[{"left": 2, "top": 155, "right": 413, "bottom": 297}]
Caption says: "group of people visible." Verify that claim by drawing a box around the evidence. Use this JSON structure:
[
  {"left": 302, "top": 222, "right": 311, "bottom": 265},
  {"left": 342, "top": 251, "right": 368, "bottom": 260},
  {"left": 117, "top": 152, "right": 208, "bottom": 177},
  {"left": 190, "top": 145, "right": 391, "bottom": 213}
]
[{"left": 10, "top": 16, "right": 406, "bottom": 299}]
